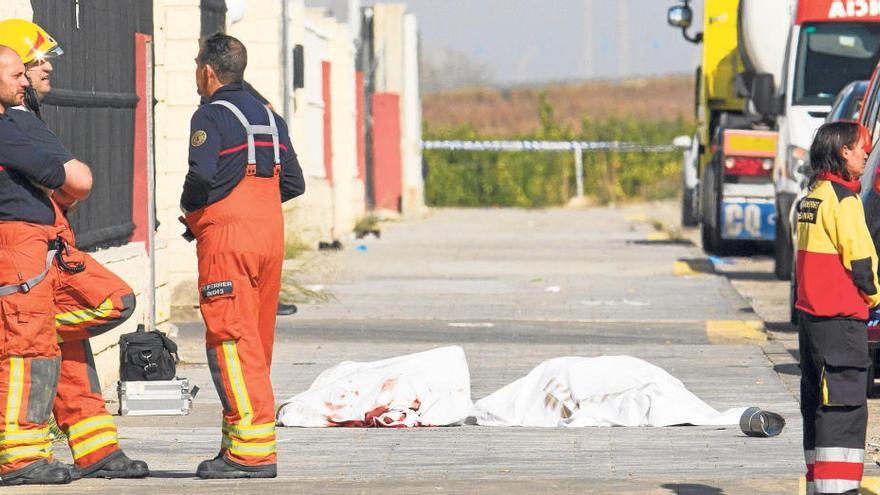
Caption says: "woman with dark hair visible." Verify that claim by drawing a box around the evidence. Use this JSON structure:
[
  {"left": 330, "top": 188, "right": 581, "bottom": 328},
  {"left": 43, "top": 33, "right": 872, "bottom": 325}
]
[{"left": 795, "top": 121, "right": 880, "bottom": 494}]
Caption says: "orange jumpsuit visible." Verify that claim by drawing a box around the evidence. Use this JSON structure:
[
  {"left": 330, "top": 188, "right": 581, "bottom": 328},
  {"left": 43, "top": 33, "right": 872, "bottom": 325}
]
[
  {"left": 0, "top": 222, "right": 61, "bottom": 476},
  {"left": 50, "top": 203, "right": 136, "bottom": 470},
  {"left": 0, "top": 111, "right": 69, "bottom": 477},
  {"left": 184, "top": 94, "right": 302, "bottom": 468}
]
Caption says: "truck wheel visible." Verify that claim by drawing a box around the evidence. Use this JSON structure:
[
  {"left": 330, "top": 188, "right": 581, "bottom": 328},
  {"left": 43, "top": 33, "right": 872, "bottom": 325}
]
[
  {"left": 700, "top": 160, "right": 724, "bottom": 254},
  {"left": 682, "top": 177, "right": 698, "bottom": 227},
  {"left": 682, "top": 186, "right": 698, "bottom": 227},
  {"left": 701, "top": 220, "right": 723, "bottom": 254},
  {"left": 774, "top": 205, "right": 793, "bottom": 280}
]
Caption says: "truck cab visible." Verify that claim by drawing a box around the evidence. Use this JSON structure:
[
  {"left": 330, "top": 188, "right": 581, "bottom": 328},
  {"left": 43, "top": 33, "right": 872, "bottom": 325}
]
[{"left": 775, "top": 8, "right": 880, "bottom": 280}]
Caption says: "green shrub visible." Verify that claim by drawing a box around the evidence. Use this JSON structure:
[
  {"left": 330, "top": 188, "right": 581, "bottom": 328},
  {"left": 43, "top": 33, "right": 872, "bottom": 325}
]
[{"left": 424, "top": 97, "right": 693, "bottom": 207}]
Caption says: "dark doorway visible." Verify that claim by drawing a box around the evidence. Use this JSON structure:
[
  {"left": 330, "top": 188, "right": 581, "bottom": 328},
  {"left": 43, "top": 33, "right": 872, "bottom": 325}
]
[{"left": 200, "top": 0, "right": 227, "bottom": 37}]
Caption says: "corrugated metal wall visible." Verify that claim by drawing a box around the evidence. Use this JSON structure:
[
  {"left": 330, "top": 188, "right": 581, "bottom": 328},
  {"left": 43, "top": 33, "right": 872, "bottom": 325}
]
[{"left": 31, "top": 0, "right": 153, "bottom": 250}]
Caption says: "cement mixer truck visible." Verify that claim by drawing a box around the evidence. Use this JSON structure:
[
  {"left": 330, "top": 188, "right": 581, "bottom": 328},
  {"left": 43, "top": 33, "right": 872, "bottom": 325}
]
[{"left": 669, "top": 0, "right": 880, "bottom": 272}]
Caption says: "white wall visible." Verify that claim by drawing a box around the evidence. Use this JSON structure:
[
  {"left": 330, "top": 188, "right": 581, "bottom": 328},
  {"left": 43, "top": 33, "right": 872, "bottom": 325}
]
[
  {"left": 226, "top": 0, "right": 284, "bottom": 110},
  {"left": 0, "top": 1, "right": 32, "bottom": 20},
  {"left": 153, "top": 0, "right": 202, "bottom": 314},
  {"left": 370, "top": 4, "right": 424, "bottom": 217},
  {"left": 401, "top": 13, "right": 424, "bottom": 217},
  {"left": 328, "top": 17, "right": 365, "bottom": 234}
]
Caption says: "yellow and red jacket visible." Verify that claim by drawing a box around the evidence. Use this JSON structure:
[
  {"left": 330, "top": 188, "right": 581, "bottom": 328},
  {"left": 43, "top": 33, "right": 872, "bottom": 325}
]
[{"left": 796, "top": 172, "right": 880, "bottom": 319}]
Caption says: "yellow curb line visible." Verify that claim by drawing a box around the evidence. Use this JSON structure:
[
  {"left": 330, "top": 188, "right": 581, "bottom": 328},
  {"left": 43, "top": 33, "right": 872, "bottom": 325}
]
[
  {"left": 647, "top": 231, "right": 670, "bottom": 241},
  {"left": 705, "top": 320, "right": 768, "bottom": 344},
  {"left": 673, "top": 260, "right": 698, "bottom": 276},
  {"left": 624, "top": 213, "right": 648, "bottom": 222},
  {"left": 673, "top": 259, "right": 716, "bottom": 276}
]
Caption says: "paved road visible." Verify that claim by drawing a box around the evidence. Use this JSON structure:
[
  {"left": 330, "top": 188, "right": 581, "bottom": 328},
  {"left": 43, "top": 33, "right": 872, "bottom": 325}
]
[{"left": 31, "top": 205, "right": 809, "bottom": 494}]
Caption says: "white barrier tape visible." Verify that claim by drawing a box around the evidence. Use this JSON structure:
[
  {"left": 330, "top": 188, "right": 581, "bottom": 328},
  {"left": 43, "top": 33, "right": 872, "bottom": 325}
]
[{"left": 422, "top": 140, "right": 679, "bottom": 153}]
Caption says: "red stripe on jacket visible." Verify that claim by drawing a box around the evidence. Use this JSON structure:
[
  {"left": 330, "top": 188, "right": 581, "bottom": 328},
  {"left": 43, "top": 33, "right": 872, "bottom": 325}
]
[{"left": 219, "top": 141, "right": 289, "bottom": 156}]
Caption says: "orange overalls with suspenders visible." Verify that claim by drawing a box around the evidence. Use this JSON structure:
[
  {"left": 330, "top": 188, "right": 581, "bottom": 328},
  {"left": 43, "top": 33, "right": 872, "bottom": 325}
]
[
  {"left": 186, "top": 99, "right": 283, "bottom": 467},
  {"left": 0, "top": 221, "right": 61, "bottom": 476},
  {"left": 49, "top": 201, "right": 136, "bottom": 470},
  {"left": 0, "top": 199, "right": 136, "bottom": 475},
  {"left": 0, "top": 189, "right": 136, "bottom": 476}
]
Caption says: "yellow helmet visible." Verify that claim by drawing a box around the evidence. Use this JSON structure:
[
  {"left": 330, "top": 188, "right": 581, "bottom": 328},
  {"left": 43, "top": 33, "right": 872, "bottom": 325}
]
[{"left": 0, "top": 18, "right": 63, "bottom": 65}]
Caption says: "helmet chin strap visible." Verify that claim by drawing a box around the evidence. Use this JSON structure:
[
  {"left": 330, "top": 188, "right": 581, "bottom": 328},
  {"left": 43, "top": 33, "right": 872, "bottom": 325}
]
[{"left": 23, "top": 73, "right": 42, "bottom": 121}]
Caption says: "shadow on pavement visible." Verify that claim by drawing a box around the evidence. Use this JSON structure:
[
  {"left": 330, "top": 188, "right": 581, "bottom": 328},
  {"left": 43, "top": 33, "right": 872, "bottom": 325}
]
[
  {"left": 719, "top": 271, "right": 778, "bottom": 281},
  {"left": 676, "top": 258, "right": 716, "bottom": 274},
  {"left": 629, "top": 239, "right": 695, "bottom": 247},
  {"left": 147, "top": 470, "right": 196, "bottom": 479},
  {"left": 661, "top": 483, "right": 724, "bottom": 494},
  {"left": 773, "top": 363, "right": 800, "bottom": 376},
  {"left": 764, "top": 321, "right": 796, "bottom": 333}
]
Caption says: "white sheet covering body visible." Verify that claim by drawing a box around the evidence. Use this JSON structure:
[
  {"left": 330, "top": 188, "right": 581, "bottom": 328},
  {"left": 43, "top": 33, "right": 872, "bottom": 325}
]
[
  {"left": 276, "top": 346, "right": 473, "bottom": 427},
  {"left": 471, "top": 356, "right": 746, "bottom": 427}
]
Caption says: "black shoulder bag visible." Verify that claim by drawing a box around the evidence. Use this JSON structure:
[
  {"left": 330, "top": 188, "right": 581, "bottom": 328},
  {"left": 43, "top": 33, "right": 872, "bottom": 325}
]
[{"left": 118, "top": 324, "right": 179, "bottom": 381}]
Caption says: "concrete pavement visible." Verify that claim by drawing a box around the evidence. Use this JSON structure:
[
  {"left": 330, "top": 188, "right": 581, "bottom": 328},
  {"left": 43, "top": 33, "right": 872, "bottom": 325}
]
[{"left": 29, "top": 205, "right": 807, "bottom": 494}]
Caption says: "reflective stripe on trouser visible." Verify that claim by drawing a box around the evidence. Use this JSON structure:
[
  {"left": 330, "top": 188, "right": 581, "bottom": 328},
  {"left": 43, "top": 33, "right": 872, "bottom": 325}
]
[
  {"left": 0, "top": 357, "right": 59, "bottom": 474},
  {"left": 54, "top": 243, "right": 136, "bottom": 342},
  {"left": 805, "top": 448, "right": 864, "bottom": 495},
  {"left": 207, "top": 340, "right": 277, "bottom": 466},
  {"left": 799, "top": 314, "right": 868, "bottom": 494},
  {"left": 65, "top": 414, "right": 119, "bottom": 467},
  {"left": 189, "top": 170, "right": 283, "bottom": 468},
  {"left": 53, "top": 339, "right": 120, "bottom": 468}
]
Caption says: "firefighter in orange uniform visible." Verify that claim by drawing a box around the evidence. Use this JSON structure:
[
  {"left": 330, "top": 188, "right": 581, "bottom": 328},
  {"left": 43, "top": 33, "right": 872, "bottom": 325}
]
[
  {"left": 181, "top": 33, "right": 304, "bottom": 479},
  {"left": 796, "top": 122, "right": 880, "bottom": 495},
  {"left": 0, "top": 44, "right": 72, "bottom": 486},
  {"left": 0, "top": 19, "right": 148, "bottom": 480}
]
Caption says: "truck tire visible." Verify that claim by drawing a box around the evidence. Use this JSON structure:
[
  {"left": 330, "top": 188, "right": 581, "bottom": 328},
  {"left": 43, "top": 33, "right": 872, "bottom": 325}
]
[
  {"left": 700, "top": 157, "right": 724, "bottom": 254},
  {"left": 701, "top": 218, "right": 723, "bottom": 254},
  {"left": 682, "top": 184, "right": 698, "bottom": 227},
  {"left": 774, "top": 216, "right": 792, "bottom": 280}
]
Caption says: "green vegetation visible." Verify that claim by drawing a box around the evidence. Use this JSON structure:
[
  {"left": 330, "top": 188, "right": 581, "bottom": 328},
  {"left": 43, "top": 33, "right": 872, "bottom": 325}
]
[
  {"left": 49, "top": 415, "right": 67, "bottom": 443},
  {"left": 423, "top": 96, "right": 692, "bottom": 207},
  {"left": 354, "top": 214, "right": 381, "bottom": 238},
  {"left": 280, "top": 271, "right": 336, "bottom": 304},
  {"left": 283, "top": 232, "right": 311, "bottom": 260}
]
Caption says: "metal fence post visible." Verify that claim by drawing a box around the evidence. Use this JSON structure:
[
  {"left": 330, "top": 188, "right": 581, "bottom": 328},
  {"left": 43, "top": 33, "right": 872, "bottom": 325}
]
[{"left": 574, "top": 144, "right": 584, "bottom": 198}]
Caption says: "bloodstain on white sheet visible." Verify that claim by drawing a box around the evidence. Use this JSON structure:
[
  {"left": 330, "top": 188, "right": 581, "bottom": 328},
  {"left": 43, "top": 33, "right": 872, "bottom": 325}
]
[
  {"left": 324, "top": 397, "right": 429, "bottom": 428},
  {"left": 380, "top": 377, "right": 398, "bottom": 392},
  {"left": 323, "top": 401, "right": 345, "bottom": 412}
]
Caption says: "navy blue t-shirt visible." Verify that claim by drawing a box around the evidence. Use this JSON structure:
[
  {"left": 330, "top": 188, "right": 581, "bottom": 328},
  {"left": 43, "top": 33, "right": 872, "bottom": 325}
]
[
  {"left": 0, "top": 110, "right": 66, "bottom": 225},
  {"left": 182, "top": 83, "right": 305, "bottom": 212},
  {"left": 8, "top": 108, "right": 75, "bottom": 164}
]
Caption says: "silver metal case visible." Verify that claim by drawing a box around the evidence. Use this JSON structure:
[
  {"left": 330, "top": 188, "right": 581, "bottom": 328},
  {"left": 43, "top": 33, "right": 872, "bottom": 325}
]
[{"left": 118, "top": 378, "right": 192, "bottom": 416}]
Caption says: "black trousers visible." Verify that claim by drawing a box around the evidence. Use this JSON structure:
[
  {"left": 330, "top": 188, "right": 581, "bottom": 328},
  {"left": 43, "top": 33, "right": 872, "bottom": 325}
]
[{"left": 799, "top": 312, "right": 869, "bottom": 495}]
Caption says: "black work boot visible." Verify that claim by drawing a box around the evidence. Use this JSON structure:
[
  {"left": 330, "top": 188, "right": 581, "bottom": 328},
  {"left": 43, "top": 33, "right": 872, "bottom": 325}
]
[
  {"left": 81, "top": 451, "right": 149, "bottom": 479},
  {"left": 0, "top": 459, "right": 72, "bottom": 486},
  {"left": 49, "top": 459, "right": 82, "bottom": 481},
  {"left": 277, "top": 302, "right": 298, "bottom": 315},
  {"left": 196, "top": 454, "right": 277, "bottom": 479}
]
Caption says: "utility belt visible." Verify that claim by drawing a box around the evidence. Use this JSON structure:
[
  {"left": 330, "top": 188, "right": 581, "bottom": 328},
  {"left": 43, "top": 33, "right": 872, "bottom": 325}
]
[{"left": 0, "top": 236, "right": 84, "bottom": 297}]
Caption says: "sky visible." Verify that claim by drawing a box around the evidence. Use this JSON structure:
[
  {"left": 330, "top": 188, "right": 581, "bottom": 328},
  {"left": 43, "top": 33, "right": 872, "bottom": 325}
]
[{"left": 308, "top": 0, "right": 704, "bottom": 85}]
